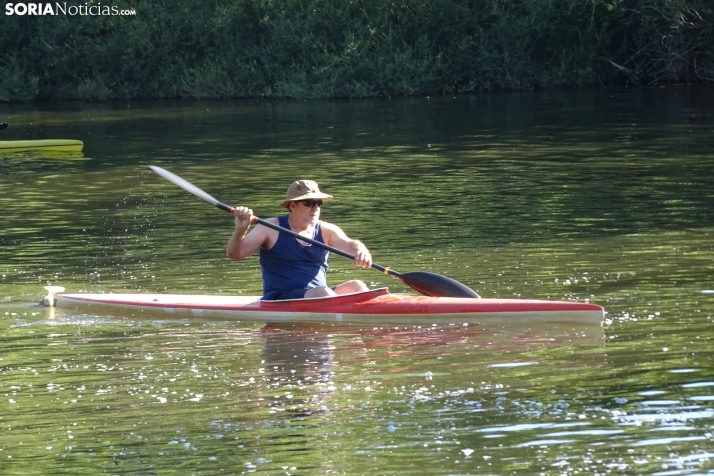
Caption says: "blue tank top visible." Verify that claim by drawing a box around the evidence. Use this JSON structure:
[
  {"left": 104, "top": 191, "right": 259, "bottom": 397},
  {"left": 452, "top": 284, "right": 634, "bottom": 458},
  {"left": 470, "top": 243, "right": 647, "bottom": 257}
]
[{"left": 259, "top": 215, "right": 329, "bottom": 299}]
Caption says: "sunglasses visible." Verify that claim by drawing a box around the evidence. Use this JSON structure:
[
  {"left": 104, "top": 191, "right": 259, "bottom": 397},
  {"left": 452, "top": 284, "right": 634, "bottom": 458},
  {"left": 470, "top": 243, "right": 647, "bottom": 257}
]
[{"left": 299, "top": 199, "right": 323, "bottom": 208}]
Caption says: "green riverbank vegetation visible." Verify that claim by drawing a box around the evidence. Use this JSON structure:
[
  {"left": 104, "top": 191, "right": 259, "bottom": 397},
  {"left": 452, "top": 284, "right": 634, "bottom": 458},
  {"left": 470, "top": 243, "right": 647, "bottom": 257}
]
[{"left": 1, "top": 0, "right": 712, "bottom": 101}]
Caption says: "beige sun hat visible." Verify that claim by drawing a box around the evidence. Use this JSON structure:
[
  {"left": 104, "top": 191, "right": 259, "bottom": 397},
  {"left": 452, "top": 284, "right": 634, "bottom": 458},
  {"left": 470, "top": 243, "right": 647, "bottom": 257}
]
[{"left": 279, "top": 179, "right": 333, "bottom": 208}]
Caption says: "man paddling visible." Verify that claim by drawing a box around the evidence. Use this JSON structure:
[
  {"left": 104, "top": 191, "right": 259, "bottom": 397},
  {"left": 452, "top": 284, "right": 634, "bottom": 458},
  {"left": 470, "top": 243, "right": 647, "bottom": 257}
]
[{"left": 227, "top": 179, "right": 372, "bottom": 300}]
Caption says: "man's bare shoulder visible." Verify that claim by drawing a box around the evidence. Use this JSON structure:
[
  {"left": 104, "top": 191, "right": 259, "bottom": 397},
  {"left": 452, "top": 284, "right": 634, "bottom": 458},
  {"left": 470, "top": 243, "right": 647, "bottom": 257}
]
[
  {"left": 319, "top": 220, "right": 342, "bottom": 232},
  {"left": 251, "top": 217, "right": 280, "bottom": 249},
  {"left": 319, "top": 221, "right": 351, "bottom": 242},
  {"left": 319, "top": 219, "right": 336, "bottom": 226}
]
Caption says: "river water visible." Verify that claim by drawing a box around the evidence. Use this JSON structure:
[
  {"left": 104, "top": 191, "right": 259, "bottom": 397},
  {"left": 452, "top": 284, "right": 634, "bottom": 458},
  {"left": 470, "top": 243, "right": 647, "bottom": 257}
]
[{"left": 1, "top": 87, "right": 714, "bottom": 474}]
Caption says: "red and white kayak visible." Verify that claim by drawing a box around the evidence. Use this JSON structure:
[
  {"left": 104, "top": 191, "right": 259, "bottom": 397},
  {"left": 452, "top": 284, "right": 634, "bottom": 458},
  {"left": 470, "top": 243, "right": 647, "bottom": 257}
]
[{"left": 47, "top": 287, "right": 605, "bottom": 325}]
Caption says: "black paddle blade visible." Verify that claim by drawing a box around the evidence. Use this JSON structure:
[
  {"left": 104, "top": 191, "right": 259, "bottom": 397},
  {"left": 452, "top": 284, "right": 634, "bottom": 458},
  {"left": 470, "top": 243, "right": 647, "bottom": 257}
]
[
  {"left": 398, "top": 271, "right": 480, "bottom": 298},
  {"left": 0, "top": 122, "right": 7, "bottom": 130}
]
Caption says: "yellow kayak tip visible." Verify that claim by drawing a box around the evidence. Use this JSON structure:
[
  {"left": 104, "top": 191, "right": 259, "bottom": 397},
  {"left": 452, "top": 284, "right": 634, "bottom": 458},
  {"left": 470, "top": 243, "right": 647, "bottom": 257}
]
[{"left": 0, "top": 139, "right": 84, "bottom": 153}]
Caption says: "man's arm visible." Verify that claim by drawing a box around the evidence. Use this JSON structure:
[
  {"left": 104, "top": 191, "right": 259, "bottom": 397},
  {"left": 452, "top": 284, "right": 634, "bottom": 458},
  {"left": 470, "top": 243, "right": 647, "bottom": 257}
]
[
  {"left": 226, "top": 207, "right": 276, "bottom": 260},
  {"left": 321, "top": 222, "right": 372, "bottom": 268}
]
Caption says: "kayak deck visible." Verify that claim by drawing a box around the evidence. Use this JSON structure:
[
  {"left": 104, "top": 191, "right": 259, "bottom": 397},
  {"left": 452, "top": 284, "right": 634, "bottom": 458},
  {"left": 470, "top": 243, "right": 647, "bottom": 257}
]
[
  {"left": 0, "top": 139, "right": 84, "bottom": 153},
  {"left": 53, "top": 288, "right": 605, "bottom": 325}
]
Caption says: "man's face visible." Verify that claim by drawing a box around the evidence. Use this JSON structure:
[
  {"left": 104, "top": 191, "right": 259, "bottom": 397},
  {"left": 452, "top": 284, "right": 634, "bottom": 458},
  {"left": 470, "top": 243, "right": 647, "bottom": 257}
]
[{"left": 290, "top": 199, "right": 322, "bottom": 224}]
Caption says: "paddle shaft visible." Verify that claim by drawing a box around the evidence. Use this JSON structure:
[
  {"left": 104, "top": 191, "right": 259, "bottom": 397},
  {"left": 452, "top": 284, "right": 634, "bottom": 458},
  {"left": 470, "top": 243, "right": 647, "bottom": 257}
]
[
  {"left": 148, "top": 165, "right": 480, "bottom": 297},
  {"left": 213, "top": 201, "right": 401, "bottom": 278}
]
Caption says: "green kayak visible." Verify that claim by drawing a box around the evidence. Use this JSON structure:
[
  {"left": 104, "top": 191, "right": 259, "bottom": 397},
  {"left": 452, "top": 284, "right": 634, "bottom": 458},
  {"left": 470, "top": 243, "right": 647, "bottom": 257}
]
[{"left": 0, "top": 139, "right": 84, "bottom": 153}]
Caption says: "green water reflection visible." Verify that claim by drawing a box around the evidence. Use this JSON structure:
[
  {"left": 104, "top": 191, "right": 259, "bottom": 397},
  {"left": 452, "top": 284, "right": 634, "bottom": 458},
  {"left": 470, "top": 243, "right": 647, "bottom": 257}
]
[{"left": 1, "top": 86, "right": 714, "bottom": 474}]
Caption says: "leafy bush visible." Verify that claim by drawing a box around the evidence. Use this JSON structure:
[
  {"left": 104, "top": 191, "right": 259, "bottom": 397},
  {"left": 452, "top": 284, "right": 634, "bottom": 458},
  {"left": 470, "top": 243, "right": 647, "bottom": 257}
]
[{"left": 0, "top": 0, "right": 711, "bottom": 101}]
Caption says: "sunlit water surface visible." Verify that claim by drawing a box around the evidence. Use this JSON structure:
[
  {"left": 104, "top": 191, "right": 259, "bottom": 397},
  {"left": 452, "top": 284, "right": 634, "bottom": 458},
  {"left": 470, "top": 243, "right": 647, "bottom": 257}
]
[{"left": 1, "top": 87, "right": 714, "bottom": 474}]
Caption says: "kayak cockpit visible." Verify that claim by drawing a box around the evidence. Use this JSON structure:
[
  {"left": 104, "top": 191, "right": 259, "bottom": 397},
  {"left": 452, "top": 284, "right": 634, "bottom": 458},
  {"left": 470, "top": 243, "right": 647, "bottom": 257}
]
[{"left": 259, "top": 287, "right": 390, "bottom": 307}]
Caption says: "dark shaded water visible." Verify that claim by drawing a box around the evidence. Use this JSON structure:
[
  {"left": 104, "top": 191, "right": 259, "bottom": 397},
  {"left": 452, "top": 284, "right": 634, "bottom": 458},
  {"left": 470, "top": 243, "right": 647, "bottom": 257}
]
[{"left": 1, "top": 86, "right": 714, "bottom": 474}]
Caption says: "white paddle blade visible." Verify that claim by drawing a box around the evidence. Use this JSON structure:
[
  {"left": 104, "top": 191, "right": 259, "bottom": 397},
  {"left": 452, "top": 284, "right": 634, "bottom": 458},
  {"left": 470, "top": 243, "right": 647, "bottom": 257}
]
[
  {"left": 43, "top": 286, "right": 65, "bottom": 306},
  {"left": 44, "top": 285, "right": 65, "bottom": 293},
  {"left": 149, "top": 166, "right": 221, "bottom": 207}
]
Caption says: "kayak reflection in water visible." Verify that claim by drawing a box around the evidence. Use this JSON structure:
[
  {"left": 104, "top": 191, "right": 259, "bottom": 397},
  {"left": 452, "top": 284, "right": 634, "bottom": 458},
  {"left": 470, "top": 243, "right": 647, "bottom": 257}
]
[
  {"left": 261, "top": 325, "right": 336, "bottom": 418},
  {"left": 227, "top": 179, "right": 373, "bottom": 300}
]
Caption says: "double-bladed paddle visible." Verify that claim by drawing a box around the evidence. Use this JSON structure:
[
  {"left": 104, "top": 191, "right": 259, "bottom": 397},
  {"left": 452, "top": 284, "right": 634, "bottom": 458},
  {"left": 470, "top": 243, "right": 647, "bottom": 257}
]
[{"left": 149, "top": 165, "right": 480, "bottom": 298}]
